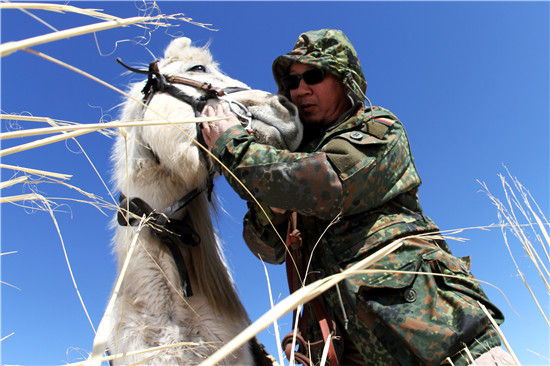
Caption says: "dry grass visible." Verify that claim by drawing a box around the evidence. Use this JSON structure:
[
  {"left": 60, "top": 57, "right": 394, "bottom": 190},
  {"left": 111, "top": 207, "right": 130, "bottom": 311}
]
[
  {"left": 480, "top": 170, "right": 550, "bottom": 327},
  {"left": 0, "top": 2, "right": 214, "bottom": 57},
  {"left": 0, "top": 163, "right": 72, "bottom": 180},
  {"left": 87, "top": 216, "right": 148, "bottom": 366},
  {"left": 0, "top": 4, "right": 220, "bottom": 363},
  {"left": 198, "top": 237, "right": 406, "bottom": 366},
  {"left": 1, "top": 3, "right": 285, "bottom": 365},
  {"left": 3, "top": 2, "right": 547, "bottom": 366},
  {"left": 478, "top": 301, "right": 521, "bottom": 365}
]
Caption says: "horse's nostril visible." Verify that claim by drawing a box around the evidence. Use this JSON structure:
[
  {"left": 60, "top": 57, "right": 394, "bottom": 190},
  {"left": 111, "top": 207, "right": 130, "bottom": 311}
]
[
  {"left": 277, "top": 95, "right": 289, "bottom": 106},
  {"left": 277, "top": 95, "right": 299, "bottom": 117}
]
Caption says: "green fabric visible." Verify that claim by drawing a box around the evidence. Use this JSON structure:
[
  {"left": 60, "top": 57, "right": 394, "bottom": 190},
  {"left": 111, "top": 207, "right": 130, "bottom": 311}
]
[
  {"left": 213, "top": 29, "right": 505, "bottom": 364},
  {"left": 213, "top": 105, "right": 504, "bottom": 364}
]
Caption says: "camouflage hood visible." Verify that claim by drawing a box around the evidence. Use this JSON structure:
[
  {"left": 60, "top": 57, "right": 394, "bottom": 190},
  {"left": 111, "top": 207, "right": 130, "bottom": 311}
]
[{"left": 273, "top": 29, "right": 367, "bottom": 106}]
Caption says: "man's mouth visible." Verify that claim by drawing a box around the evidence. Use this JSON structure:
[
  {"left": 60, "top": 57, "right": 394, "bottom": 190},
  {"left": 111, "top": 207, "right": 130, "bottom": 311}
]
[{"left": 299, "top": 103, "right": 316, "bottom": 112}]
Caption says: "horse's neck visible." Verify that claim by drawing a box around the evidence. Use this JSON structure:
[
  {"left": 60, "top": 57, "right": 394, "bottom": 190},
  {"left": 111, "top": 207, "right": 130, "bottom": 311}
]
[
  {"left": 117, "top": 142, "right": 207, "bottom": 212},
  {"left": 184, "top": 195, "right": 249, "bottom": 321}
]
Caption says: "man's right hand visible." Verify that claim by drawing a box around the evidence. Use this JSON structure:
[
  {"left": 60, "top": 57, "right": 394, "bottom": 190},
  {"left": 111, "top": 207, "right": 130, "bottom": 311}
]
[{"left": 270, "top": 207, "right": 287, "bottom": 215}]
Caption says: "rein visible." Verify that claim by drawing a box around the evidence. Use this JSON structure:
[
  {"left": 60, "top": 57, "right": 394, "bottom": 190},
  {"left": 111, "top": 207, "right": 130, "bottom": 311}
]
[
  {"left": 115, "top": 57, "right": 249, "bottom": 298},
  {"left": 282, "top": 213, "right": 341, "bottom": 366},
  {"left": 116, "top": 58, "right": 253, "bottom": 128}
]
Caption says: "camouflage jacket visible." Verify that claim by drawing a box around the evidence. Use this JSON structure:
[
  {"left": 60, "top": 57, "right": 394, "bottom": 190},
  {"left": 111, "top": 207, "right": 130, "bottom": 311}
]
[
  {"left": 211, "top": 105, "right": 504, "bottom": 365},
  {"left": 212, "top": 105, "right": 438, "bottom": 263}
]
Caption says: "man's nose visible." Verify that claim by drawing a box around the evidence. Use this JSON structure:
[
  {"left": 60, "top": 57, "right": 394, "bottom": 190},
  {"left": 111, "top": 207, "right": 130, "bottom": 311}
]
[{"left": 294, "top": 78, "right": 312, "bottom": 95}]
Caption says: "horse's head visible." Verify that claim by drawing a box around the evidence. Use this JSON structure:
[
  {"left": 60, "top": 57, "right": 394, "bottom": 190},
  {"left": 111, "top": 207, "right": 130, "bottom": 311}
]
[{"left": 115, "top": 37, "right": 302, "bottom": 204}]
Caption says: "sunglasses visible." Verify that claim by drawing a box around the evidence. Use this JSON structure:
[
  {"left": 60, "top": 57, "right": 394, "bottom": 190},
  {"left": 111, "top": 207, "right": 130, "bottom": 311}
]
[{"left": 281, "top": 68, "right": 326, "bottom": 90}]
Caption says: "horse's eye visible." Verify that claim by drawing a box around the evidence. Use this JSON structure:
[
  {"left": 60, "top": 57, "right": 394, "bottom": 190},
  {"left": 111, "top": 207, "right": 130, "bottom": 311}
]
[{"left": 188, "top": 65, "right": 206, "bottom": 72}]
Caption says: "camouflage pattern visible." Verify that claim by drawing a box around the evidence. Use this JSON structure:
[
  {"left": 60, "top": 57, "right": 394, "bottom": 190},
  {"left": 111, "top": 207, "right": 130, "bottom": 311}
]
[
  {"left": 212, "top": 29, "right": 505, "bottom": 365},
  {"left": 273, "top": 29, "right": 367, "bottom": 104},
  {"left": 339, "top": 237, "right": 503, "bottom": 365}
]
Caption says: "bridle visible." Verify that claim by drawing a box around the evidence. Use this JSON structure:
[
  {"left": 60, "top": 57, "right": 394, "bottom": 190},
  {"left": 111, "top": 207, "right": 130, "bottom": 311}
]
[
  {"left": 117, "top": 58, "right": 254, "bottom": 128},
  {"left": 116, "top": 58, "right": 254, "bottom": 297}
]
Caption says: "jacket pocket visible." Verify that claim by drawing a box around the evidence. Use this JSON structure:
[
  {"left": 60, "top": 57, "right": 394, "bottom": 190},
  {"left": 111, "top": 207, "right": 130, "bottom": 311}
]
[
  {"left": 421, "top": 249, "right": 504, "bottom": 326},
  {"left": 350, "top": 248, "right": 498, "bottom": 365}
]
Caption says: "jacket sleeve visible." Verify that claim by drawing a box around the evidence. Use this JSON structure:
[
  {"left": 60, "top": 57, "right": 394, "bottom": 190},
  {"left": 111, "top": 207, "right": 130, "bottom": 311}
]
[
  {"left": 211, "top": 125, "right": 344, "bottom": 220},
  {"left": 211, "top": 118, "right": 421, "bottom": 261},
  {"left": 241, "top": 202, "right": 288, "bottom": 264}
]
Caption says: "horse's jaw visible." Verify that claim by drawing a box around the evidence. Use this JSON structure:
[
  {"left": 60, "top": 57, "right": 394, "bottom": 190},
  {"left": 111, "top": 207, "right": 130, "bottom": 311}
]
[{"left": 220, "top": 90, "right": 302, "bottom": 151}]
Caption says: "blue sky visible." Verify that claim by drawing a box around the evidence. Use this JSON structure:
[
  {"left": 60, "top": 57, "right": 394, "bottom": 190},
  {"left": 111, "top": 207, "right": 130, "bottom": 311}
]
[{"left": 1, "top": 1, "right": 549, "bottom": 365}]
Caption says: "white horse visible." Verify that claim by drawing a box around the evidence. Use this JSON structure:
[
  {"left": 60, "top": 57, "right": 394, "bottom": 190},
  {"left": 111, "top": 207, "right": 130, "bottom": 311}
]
[{"left": 108, "top": 37, "right": 302, "bottom": 365}]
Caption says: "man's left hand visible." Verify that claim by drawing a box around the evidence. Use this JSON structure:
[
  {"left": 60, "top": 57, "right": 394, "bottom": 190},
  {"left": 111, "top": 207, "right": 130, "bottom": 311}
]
[{"left": 201, "top": 104, "right": 240, "bottom": 148}]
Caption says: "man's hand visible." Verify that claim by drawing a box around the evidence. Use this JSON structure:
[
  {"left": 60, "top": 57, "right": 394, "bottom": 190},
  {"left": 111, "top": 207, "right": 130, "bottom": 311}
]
[
  {"left": 201, "top": 104, "right": 241, "bottom": 148},
  {"left": 270, "top": 207, "right": 287, "bottom": 215}
]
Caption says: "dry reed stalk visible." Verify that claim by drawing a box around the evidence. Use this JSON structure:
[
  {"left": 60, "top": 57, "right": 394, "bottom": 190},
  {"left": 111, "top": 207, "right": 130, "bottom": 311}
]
[
  {"left": 0, "top": 193, "right": 44, "bottom": 203},
  {"left": 444, "top": 356, "right": 456, "bottom": 366},
  {"left": 304, "top": 213, "right": 342, "bottom": 284},
  {"left": 0, "top": 15, "right": 170, "bottom": 57},
  {"left": 68, "top": 340, "right": 212, "bottom": 366},
  {"left": 198, "top": 237, "right": 406, "bottom": 366},
  {"left": 17, "top": 6, "right": 58, "bottom": 32},
  {"left": 478, "top": 301, "right": 521, "bottom": 365},
  {"left": 44, "top": 116, "right": 120, "bottom": 208},
  {"left": 0, "top": 117, "right": 222, "bottom": 140},
  {"left": 0, "top": 3, "right": 120, "bottom": 21},
  {"left": 463, "top": 346, "right": 475, "bottom": 364},
  {"left": 319, "top": 333, "right": 331, "bottom": 366},
  {"left": 0, "top": 175, "right": 28, "bottom": 189},
  {"left": 1, "top": 113, "right": 58, "bottom": 123},
  {"left": 0, "top": 250, "right": 21, "bottom": 291},
  {"left": 500, "top": 226, "right": 550, "bottom": 326},
  {"left": 289, "top": 303, "right": 303, "bottom": 365},
  {"left": 0, "top": 250, "right": 17, "bottom": 256},
  {"left": 501, "top": 177, "right": 550, "bottom": 287},
  {"left": 22, "top": 47, "right": 288, "bottom": 253},
  {"left": 1, "top": 127, "right": 100, "bottom": 157},
  {"left": 480, "top": 172, "right": 550, "bottom": 326},
  {"left": 0, "top": 163, "right": 71, "bottom": 180},
  {"left": 504, "top": 173, "right": 550, "bottom": 264},
  {"left": 0, "top": 332, "right": 15, "bottom": 342},
  {"left": 1, "top": 114, "right": 115, "bottom": 139},
  {"left": 1, "top": 279, "right": 21, "bottom": 291},
  {"left": 260, "top": 258, "right": 285, "bottom": 365},
  {"left": 86, "top": 216, "right": 148, "bottom": 366},
  {"left": 41, "top": 196, "right": 97, "bottom": 333}
]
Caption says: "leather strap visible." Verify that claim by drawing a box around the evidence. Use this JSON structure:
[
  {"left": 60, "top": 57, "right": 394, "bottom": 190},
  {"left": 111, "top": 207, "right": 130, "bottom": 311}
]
[
  {"left": 282, "top": 212, "right": 340, "bottom": 366},
  {"left": 282, "top": 332, "right": 312, "bottom": 366},
  {"left": 117, "top": 192, "right": 202, "bottom": 297}
]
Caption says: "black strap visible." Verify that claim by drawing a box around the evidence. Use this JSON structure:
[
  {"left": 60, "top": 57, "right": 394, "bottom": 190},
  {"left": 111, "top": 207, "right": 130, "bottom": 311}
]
[{"left": 117, "top": 193, "right": 203, "bottom": 297}]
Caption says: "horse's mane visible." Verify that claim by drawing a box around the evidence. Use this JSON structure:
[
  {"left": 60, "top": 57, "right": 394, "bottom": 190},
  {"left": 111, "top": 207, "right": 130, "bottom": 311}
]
[{"left": 185, "top": 194, "right": 248, "bottom": 320}]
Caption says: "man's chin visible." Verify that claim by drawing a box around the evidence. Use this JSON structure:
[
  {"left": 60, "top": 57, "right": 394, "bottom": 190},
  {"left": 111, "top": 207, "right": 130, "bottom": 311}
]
[
  {"left": 299, "top": 112, "right": 322, "bottom": 125},
  {"left": 302, "top": 117, "right": 329, "bottom": 126}
]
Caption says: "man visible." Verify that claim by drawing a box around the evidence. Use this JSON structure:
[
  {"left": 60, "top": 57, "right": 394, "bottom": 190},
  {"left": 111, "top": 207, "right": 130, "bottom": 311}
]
[{"left": 202, "top": 29, "right": 513, "bottom": 365}]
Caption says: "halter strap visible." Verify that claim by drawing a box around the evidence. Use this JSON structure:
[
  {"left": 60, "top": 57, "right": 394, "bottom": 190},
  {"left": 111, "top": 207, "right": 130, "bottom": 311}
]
[{"left": 117, "top": 187, "right": 207, "bottom": 297}]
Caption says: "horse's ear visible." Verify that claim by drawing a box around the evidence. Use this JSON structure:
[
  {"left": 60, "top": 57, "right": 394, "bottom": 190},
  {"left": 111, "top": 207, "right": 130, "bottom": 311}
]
[{"left": 164, "top": 37, "right": 192, "bottom": 59}]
